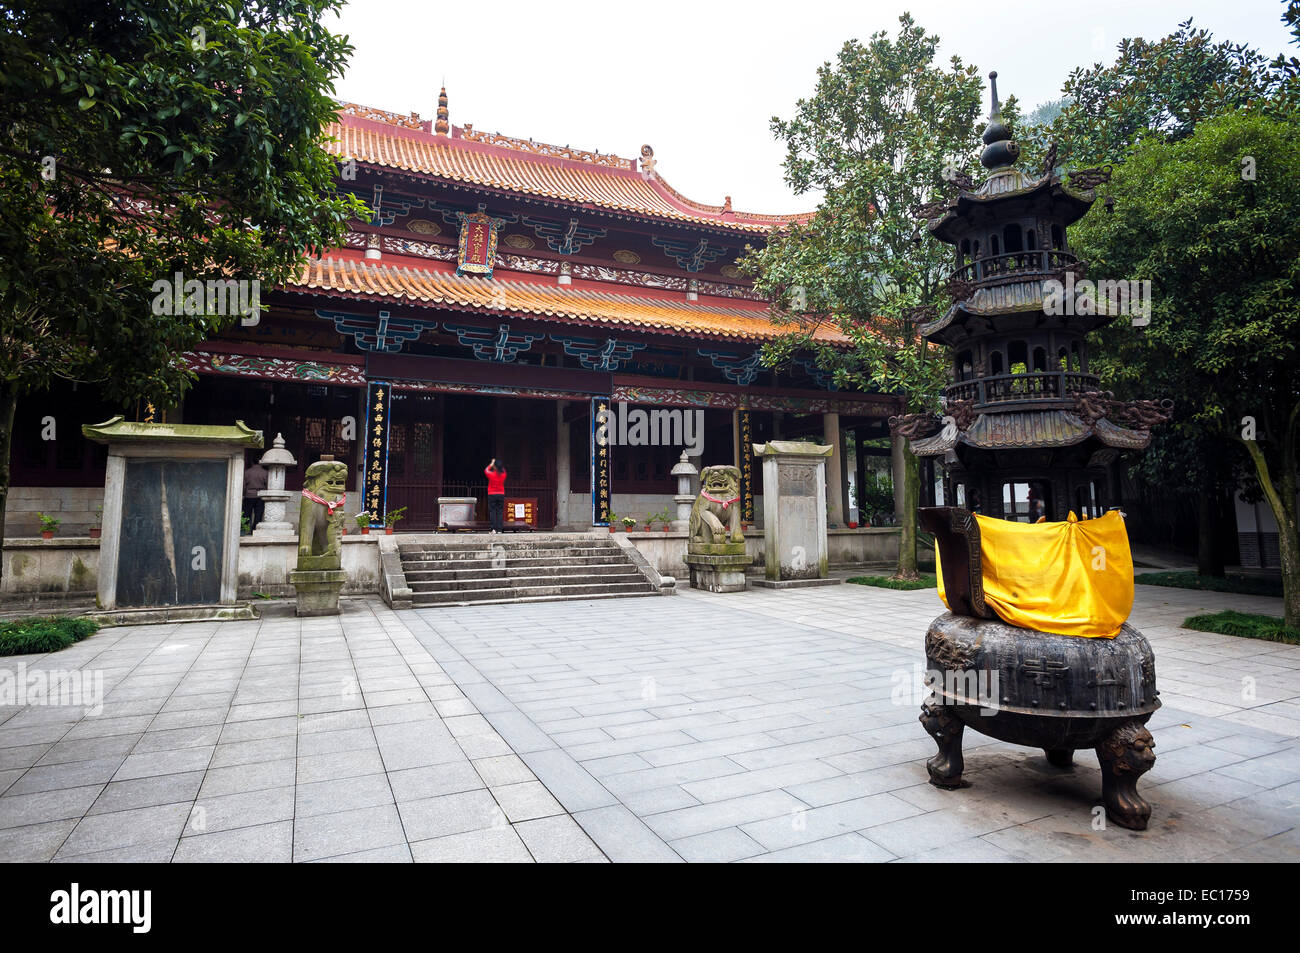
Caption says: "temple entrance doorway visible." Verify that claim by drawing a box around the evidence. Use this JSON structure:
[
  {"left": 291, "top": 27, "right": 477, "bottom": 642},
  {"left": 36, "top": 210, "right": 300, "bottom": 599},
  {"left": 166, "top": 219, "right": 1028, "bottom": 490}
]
[{"left": 386, "top": 391, "right": 557, "bottom": 530}]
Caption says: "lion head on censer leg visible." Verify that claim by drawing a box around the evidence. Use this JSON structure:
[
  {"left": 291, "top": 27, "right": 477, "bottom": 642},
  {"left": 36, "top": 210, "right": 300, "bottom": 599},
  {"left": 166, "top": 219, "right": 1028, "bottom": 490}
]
[
  {"left": 689, "top": 465, "right": 744, "bottom": 548},
  {"left": 297, "top": 460, "right": 348, "bottom": 567}
]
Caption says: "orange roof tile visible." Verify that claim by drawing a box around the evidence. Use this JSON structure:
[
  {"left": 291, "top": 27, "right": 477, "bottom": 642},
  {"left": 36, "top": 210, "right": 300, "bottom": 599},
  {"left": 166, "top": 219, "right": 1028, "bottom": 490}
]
[
  {"left": 287, "top": 257, "right": 844, "bottom": 345},
  {"left": 326, "top": 105, "right": 812, "bottom": 234}
]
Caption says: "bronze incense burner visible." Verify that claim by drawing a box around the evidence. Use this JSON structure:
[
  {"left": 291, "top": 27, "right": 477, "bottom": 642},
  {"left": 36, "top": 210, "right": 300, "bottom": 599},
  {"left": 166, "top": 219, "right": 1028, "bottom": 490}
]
[{"left": 918, "top": 506, "right": 1159, "bottom": 830}]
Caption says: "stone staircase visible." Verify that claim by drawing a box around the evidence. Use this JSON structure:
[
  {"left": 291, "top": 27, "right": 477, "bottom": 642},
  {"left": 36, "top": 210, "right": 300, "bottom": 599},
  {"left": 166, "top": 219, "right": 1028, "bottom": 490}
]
[{"left": 397, "top": 534, "right": 664, "bottom": 607}]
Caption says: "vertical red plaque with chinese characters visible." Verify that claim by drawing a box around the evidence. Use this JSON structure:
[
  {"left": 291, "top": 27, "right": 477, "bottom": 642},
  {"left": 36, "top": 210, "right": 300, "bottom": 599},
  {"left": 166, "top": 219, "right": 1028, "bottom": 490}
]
[{"left": 455, "top": 212, "right": 502, "bottom": 277}]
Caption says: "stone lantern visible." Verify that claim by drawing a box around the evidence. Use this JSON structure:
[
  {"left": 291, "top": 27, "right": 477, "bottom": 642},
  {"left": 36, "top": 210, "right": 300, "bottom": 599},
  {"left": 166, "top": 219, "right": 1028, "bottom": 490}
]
[
  {"left": 253, "top": 433, "right": 297, "bottom": 538},
  {"left": 670, "top": 450, "right": 697, "bottom": 531}
]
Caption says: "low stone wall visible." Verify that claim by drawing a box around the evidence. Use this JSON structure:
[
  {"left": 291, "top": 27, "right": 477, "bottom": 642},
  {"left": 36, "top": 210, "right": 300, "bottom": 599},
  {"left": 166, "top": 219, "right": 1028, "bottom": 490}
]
[
  {"left": 236, "top": 536, "right": 380, "bottom": 598},
  {"left": 827, "top": 527, "right": 903, "bottom": 568},
  {"left": 1, "top": 535, "right": 382, "bottom": 601},
  {"left": 2, "top": 538, "right": 100, "bottom": 598},
  {"left": 625, "top": 526, "right": 903, "bottom": 577}
]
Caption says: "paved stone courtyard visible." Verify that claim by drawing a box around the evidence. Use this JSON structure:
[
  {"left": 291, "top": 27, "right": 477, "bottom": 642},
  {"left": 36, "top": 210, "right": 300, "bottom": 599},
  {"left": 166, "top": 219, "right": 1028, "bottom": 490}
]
[{"left": 1, "top": 581, "right": 1297, "bottom": 862}]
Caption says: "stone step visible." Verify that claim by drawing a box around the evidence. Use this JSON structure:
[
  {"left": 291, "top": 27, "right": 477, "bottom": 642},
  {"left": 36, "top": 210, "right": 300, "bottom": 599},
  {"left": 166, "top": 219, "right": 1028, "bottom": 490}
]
[
  {"left": 401, "top": 553, "right": 632, "bottom": 572},
  {"left": 411, "top": 579, "right": 656, "bottom": 605},
  {"left": 393, "top": 532, "right": 661, "bottom": 608},
  {"left": 400, "top": 547, "right": 619, "bottom": 563},
  {"left": 405, "top": 562, "right": 642, "bottom": 584},
  {"left": 414, "top": 590, "right": 663, "bottom": 608},
  {"left": 398, "top": 537, "right": 616, "bottom": 552}
]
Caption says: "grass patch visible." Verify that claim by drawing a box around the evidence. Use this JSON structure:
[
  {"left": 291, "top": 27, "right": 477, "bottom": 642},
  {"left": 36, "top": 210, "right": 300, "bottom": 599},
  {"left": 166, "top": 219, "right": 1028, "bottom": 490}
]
[
  {"left": 0, "top": 616, "right": 100, "bottom": 656},
  {"left": 848, "top": 573, "right": 937, "bottom": 591},
  {"left": 1181, "top": 609, "right": 1300, "bottom": 646},
  {"left": 1136, "top": 571, "right": 1282, "bottom": 598}
]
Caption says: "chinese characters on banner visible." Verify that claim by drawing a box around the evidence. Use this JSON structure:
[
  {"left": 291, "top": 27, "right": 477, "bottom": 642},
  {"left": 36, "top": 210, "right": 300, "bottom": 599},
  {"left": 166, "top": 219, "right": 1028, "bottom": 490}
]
[
  {"left": 455, "top": 212, "right": 503, "bottom": 277},
  {"left": 591, "top": 397, "right": 611, "bottom": 526},
  {"left": 739, "top": 409, "right": 754, "bottom": 523},
  {"left": 363, "top": 381, "right": 391, "bottom": 526}
]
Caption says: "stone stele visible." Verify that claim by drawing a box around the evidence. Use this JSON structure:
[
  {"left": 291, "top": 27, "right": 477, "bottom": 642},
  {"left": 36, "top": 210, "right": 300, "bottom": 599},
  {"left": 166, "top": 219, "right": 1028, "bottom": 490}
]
[
  {"left": 752, "top": 441, "right": 834, "bottom": 586},
  {"left": 81, "top": 415, "right": 262, "bottom": 625},
  {"left": 289, "top": 458, "right": 349, "bottom": 616}
]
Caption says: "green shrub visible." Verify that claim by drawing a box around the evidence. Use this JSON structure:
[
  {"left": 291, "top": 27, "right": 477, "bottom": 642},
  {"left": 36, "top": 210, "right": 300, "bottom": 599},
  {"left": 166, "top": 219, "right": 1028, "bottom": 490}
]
[
  {"left": 1136, "top": 571, "right": 1282, "bottom": 597},
  {"left": 855, "top": 476, "right": 895, "bottom": 521},
  {"left": 0, "top": 616, "right": 100, "bottom": 656},
  {"left": 847, "top": 573, "right": 937, "bottom": 591},
  {"left": 1181, "top": 610, "right": 1300, "bottom": 646}
]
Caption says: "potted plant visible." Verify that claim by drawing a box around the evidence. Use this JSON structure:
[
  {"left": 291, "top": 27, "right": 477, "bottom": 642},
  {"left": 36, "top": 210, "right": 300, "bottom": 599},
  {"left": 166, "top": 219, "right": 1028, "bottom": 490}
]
[
  {"left": 659, "top": 508, "right": 673, "bottom": 531},
  {"left": 642, "top": 513, "right": 656, "bottom": 532},
  {"left": 620, "top": 516, "right": 637, "bottom": 532},
  {"left": 605, "top": 511, "right": 617, "bottom": 533},
  {"left": 38, "top": 512, "right": 60, "bottom": 540},
  {"left": 384, "top": 506, "right": 407, "bottom": 535},
  {"left": 355, "top": 512, "right": 371, "bottom": 535},
  {"left": 848, "top": 519, "right": 859, "bottom": 529},
  {"left": 89, "top": 504, "right": 102, "bottom": 539}
]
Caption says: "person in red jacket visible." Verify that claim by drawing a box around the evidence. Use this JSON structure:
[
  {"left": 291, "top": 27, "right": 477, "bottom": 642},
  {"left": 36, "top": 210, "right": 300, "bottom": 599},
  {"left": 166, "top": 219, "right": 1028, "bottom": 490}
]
[{"left": 485, "top": 459, "right": 507, "bottom": 533}]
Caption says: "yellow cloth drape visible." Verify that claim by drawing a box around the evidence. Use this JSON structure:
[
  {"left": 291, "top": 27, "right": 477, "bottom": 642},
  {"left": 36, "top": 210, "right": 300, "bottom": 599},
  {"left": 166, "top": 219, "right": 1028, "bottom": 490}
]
[{"left": 935, "top": 510, "right": 1134, "bottom": 639}]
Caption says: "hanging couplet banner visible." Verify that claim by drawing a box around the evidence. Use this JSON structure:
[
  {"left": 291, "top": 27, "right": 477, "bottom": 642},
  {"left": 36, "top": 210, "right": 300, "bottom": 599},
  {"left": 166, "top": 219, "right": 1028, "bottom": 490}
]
[
  {"left": 456, "top": 211, "right": 503, "bottom": 277},
  {"left": 362, "top": 381, "right": 392, "bottom": 527},
  {"left": 591, "top": 396, "right": 612, "bottom": 526},
  {"left": 739, "top": 408, "right": 754, "bottom": 523}
]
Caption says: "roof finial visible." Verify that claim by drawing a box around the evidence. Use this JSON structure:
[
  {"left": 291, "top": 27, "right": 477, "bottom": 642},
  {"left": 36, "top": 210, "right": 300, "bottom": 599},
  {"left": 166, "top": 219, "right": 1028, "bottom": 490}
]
[
  {"left": 979, "top": 70, "right": 1019, "bottom": 170},
  {"left": 435, "top": 86, "right": 449, "bottom": 135}
]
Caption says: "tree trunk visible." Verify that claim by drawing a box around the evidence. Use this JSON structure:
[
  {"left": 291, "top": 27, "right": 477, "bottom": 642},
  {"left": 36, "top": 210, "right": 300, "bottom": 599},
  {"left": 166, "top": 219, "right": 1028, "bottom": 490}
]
[
  {"left": 1196, "top": 489, "right": 1224, "bottom": 578},
  {"left": 1240, "top": 415, "right": 1300, "bottom": 627},
  {"left": 0, "top": 381, "right": 17, "bottom": 589},
  {"left": 1278, "top": 519, "right": 1300, "bottom": 630},
  {"left": 895, "top": 441, "right": 920, "bottom": 581}
]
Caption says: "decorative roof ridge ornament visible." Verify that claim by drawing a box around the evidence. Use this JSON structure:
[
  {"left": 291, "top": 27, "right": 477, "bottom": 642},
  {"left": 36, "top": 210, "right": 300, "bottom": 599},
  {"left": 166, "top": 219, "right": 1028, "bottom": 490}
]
[
  {"left": 336, "top": 101, "right": 424, "bottom": 130},
  {"left": 1072, "top": 390, "right": 1174, "bottom": 431},
  {"left": 435, "top": 85, "right": 449, "bottom": 135},
  {"left": 1041, "top": 141, "right": 1059, "bottom": 180},
  {"left": 458, "top": 125, "right": 631, "bottom": 169},
  {"left": 1068, "top": 164, "right": 1114, "bottom": 192},
  {"left": 979, "top": 71, "right": 1020, "bottom": 171}
]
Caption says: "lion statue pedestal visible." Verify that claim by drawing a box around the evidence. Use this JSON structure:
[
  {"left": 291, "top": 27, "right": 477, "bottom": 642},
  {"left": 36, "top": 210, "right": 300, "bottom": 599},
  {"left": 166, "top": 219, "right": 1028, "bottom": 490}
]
[
  {"left": 288, "top": 458, "right": 349, "bottom": 617},
  {"left": 682, "top": 465, "right": 752, "bottom": 593}
]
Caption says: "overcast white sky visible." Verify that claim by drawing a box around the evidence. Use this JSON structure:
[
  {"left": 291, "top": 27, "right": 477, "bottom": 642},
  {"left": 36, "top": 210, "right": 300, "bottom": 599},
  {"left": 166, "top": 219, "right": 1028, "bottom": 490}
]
[{"left": 330, "top": 0, "right": 1295, "bottom": 214}]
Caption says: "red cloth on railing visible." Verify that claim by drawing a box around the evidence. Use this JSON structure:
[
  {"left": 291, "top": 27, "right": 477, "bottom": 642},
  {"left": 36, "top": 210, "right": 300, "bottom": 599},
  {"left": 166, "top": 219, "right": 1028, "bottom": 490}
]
[{"left": 485, "top": 467, "right": 507, "bottom": 495}]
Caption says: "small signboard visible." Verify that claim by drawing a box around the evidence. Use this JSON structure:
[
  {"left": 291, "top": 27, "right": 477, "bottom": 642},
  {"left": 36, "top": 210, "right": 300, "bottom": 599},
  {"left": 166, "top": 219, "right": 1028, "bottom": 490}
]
[
  {"left": 455, "top": 211, "right": 503, "bottom": 277},
  {"left": 505, "top": 498, "right": 538, "bottom": 528}
]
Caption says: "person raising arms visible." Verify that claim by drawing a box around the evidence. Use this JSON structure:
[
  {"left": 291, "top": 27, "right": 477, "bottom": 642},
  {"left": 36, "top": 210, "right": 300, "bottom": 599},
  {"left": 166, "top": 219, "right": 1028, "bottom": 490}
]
[{"left": 485, "top": 459, "right": 507, "bottom": 534}]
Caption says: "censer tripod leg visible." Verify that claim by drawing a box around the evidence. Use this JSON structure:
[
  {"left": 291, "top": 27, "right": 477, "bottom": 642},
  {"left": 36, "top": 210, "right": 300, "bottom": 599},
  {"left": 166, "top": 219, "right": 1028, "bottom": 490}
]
[{"left": 920, "top": 701, "right": 968, "bottom": 789}]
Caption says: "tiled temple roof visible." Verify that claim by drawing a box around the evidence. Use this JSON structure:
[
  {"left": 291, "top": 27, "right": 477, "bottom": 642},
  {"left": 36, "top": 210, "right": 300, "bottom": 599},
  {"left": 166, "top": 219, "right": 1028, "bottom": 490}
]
[
  {"left": 287, "top": 256, "right": 844, "bottom": 345},
  {"left": 328, "top": 103, "right": 813, "bottom": 234},
  {"left": 910, "top": 410, "right": 1152, "bottom": 456}
]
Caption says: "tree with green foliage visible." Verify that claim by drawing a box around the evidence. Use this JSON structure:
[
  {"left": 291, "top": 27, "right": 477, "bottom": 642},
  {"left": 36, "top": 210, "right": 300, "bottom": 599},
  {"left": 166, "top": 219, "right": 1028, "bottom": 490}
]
[
  {"left": 1270, "top": 0, "right": 1300, "bottom": 110},
  {"left": 740, "top": 14, "right": 983, "bottom": 579},
  {"left": 1034, "top": 17, "right": 1280, "bottom": 169},
  {"left": 1071, "top": 109, "right": 1300, "bottom": 624},
  {"left": 0, "top": 0, "right": 367, "bottom": 573},
  {"left": 1024, "top": 14, "right": 1290, "bottom": 574}
]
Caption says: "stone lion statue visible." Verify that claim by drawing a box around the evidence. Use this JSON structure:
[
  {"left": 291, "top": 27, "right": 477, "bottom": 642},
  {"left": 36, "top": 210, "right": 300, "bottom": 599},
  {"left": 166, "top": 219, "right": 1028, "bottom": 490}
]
[
  {"left": 689, "top": 465, "right": 743, "bottom": 547},
  {"left": 297, "top": 460, "right": 348, "bottom": 566}
]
